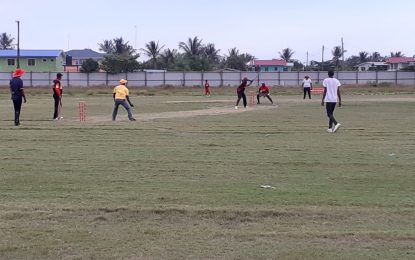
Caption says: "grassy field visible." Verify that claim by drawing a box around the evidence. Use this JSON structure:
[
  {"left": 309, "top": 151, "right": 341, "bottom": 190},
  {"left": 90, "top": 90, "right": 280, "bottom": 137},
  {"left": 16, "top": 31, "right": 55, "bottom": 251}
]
[{"left": 0, "top": 86, "right": 415, "bottom": 259}]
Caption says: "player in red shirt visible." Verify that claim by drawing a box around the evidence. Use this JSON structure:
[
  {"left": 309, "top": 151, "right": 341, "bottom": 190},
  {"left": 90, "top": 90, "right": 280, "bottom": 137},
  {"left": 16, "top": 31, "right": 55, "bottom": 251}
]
[
  {"left": 235, "top": 77, "right": 253, "bottom": 109},
  {"left": 257, "top": 83, "right": 274, "bottom": 104},
  {"left": 52, "top": 73, "right": 63, "bottom": 120},
  {"left": 204, "top": 80, "right": 211, "bottom": 96}
]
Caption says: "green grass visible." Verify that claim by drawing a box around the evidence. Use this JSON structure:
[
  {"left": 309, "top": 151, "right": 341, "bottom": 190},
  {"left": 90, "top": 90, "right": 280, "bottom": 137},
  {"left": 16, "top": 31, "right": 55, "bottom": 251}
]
[{"left": 1, "top": 87, "right": 415, "bottom": 259}]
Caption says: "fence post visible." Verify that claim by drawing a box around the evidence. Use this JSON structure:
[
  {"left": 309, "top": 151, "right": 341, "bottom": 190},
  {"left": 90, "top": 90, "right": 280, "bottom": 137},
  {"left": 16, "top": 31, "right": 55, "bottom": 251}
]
[
  {"left": 201, "top": 71, "right": 204, "bottom": 87},
  {"left": 105, "top": 72, "right": 108, "bottom": 86},
  {"left": 375, "top": 70, "right": 378, "bottom": 84},
  {"left": 220, "top": 71, "right": 223, "bottom": 87},
  {"left": 30, "top": 71, "right": 33, "bottom": 87},
  {"left": 163, "top": 70, "right": 166, "bottom": 86},
  {"left": 278, "top": 71, "right": 281, "bottom": 85},
  {"left": 87, "top": 72, "right": 90, "bottom": 87},
  {"left": 297, "top": 71, "right": 300, "bottom": 85},
  {"left": 257, "top": 71, "right": 260, "bottom": 86},
  {"left": 395, "top": 70, "right": 398, "bottom": 85},
  {"left": 356, "top": 71, "right": 358, "bottom": 85},
  {"left": 145, "top": 71, "right": 147, "bottom": 87},
  {"left": 182, "top": 71, "right": 185, "bottom": 86},
  {"left": 48, "top": 72, "right": 51, "bottom": 87}
]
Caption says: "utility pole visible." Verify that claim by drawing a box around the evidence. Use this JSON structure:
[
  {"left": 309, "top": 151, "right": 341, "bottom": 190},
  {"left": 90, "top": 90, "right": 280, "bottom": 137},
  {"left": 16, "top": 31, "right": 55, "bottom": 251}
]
[
  {"left": 134, "top": 25, "right": 137, "bottom": 50},
  {"left": 306, "top": 51, "right": 309, "bottom": 71},
  {"left": 341, "top": 37, "right": 344, "bottom": 65},
  {"left": 16, "top": 20, "right": 20, "bottom": 68},
  {"left": 321, "top": 45, "right": 324, "bottom": 71}
]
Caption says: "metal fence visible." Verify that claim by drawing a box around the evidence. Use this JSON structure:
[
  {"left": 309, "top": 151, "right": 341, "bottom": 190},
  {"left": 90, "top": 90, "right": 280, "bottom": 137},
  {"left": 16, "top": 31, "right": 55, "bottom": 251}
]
[{"left": 1, "top": 71, "right": 415, "bottom": 87}]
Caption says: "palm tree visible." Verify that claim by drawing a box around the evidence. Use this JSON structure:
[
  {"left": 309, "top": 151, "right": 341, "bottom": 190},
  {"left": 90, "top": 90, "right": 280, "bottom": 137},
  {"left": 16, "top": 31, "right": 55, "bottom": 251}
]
[
  {"left": 160, "top": 48, "right": 178, "bottom": 68},
  {"left": 370, "top": 52, "right": 382, "bottom": 62},
  {"left": 390, "top": 51, "right": 404, "bottom": 57},
  {"left": 99, "top": 37, "right": 136, "bottom": 56},
  {"left": 228, "top": 47, "right": 239, "bottom": 57},
  {"left": 179, "top": 36, "right": 203, "bottom": 57},
  {"left": 203, "top": 43, "right": 221, "bottom": 63},
  {"left": 98, "top": 40, "right": 114, "bottom": 54},
  {"left": 279, "top": 48, "right": 294, "bottom": 61},
  {"left": 0, "top": 33, "right": 15, "bottom": 49},
  {"left": 332, "top": 46, "right": 344, "bottom": 69},
  {"left": 113, "top": 37, "right": 135, "bottom": 55},
  {"left": 141, "top": 41, "right": 165, "bottom": 68},
  {"left": 358, "top": 51, "right": 369, "bottom": 63}
]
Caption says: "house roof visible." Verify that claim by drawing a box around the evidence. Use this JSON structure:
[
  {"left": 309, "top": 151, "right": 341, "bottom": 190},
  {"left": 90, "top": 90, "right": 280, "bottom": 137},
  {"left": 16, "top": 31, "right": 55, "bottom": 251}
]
[
  {"left": 65, "top": 49, "right": 105, "bottom": 59},
  {"left": 355, "top": 62, "right": 387, "bottom": 67},
  {"left": 0, "top": 49, "right": 63, "bottom": 58},
  {"left": 252, "top": 59, "right": 287, "bottom": 66},
  {"left": 386, "top": 57, "right": 415, "bottom": 64}
]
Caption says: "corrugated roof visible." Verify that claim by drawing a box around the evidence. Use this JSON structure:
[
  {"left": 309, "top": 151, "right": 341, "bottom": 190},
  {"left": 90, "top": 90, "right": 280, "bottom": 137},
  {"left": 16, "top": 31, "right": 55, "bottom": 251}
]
[
  {"left": 386, "top": 57, "right": 415, "bottom": 64},
  {"left": 65, "top": 49, "right": 105, "bottom": 58},
  {"left": 0, "top": 49, "right": 63, "bottom": 58},
  {"left": 252, "top": 59, "right": 287, "bottom": 66}
]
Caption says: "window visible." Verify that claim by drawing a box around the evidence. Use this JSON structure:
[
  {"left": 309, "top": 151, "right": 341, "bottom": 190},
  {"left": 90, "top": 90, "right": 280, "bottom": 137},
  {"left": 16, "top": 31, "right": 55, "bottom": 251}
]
[
  {"left": 7, "top": 59, "right": 15, "bottom": 66},
  {"left": 361, "top": 67, "right": 366, "bottom": 71},
  {"left": 43, "top": 59, "right": 47, "bottom": 62},
  {"left": 265, "top": 67, "right": 269, "bottom": 72},
  {"left": 50, "top": 59, "right": 54, "bottom": 62},
  {"left": 28, "top": 59, "right": 36, "bottom": 66}
]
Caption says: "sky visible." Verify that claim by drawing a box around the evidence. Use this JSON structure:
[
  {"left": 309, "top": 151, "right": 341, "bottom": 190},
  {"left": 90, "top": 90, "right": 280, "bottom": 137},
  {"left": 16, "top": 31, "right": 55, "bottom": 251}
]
[{"left": 1, "top": 0, "right": 415, "bottom": 64}]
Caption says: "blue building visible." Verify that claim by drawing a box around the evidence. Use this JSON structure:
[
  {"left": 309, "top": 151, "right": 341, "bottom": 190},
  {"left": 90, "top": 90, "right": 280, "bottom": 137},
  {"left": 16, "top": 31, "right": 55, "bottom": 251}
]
[{"left": 251, "top": 59, "right": 293, "bottom": 72}]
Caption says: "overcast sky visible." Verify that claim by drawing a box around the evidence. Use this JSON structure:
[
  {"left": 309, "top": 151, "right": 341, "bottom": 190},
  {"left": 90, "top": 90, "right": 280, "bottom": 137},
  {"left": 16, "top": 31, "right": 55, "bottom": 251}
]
[{"left": 1, "top": 0, "right": 414, "bottom": 63}]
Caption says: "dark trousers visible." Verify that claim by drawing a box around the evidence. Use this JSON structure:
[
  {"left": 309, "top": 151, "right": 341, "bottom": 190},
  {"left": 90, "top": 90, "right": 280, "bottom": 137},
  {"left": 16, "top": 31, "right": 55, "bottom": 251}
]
[
  {"left": 236, "top": 92, "right": 247, "bottom": 107},
  {"left": 257, "top": 93, "right": 273, "bottom": 104},
  {"left": 53, "top": 94, "right": 60, "bottom": 119},
  {"left": 326, "top": 102, "right": 338, "bottom": 129},
  {"left": 303, "top": 87, "right": 311, "bottom": 99},
  {"left": 112, "top": 99, "right": 133, "bottom": 120},
  {"left": 12, "top": 99, "right": 22, "bottom": 126}
]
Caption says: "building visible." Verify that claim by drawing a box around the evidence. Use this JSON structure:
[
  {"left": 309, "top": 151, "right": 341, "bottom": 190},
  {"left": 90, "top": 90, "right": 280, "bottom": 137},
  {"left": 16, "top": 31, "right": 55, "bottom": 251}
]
[
  {"left": 250, "top": 59, "right": 293, "bottom": 72},
  {"left": 0, "top": 49, "right": 65, "bottom": 72},
  {"left": 64, "top": 49, "right": 105, "bottom": 72},
  {"left": 355, "top": 62, "right": 388, "bottom": 71},
  {"left": 386, "top": 57, "right": 415, "bottom": 71}
]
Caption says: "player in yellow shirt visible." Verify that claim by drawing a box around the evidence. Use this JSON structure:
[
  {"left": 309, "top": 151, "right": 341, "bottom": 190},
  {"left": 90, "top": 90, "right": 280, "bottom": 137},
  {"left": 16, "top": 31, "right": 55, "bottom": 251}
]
[{"left": 112, "top": 79, "right": 136, "bottom": 121}]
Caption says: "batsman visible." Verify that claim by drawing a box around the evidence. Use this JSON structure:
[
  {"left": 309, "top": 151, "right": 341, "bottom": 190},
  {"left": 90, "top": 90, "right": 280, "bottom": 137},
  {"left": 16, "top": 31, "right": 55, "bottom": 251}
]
[
  {"left": 235, "top": 77, "right": 254, "bottom": 109},
  {"left": 52, "top": 73, "right": 63, "bottom": 120}
]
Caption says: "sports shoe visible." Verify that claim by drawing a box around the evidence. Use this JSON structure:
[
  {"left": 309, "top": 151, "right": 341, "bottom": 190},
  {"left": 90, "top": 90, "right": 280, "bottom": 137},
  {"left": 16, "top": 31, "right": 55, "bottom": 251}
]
[
  {"left": 327, "top": 128, "right": 333, "bottom": 133},
  {"left": 333, "top": 123, "right": 341, "bottom": 133},
  {"left": 129, "top": 118, "right": 137, "bottom": 121},
  {"left": 235, "top": 106, "right": 238, "bottom": 110}
]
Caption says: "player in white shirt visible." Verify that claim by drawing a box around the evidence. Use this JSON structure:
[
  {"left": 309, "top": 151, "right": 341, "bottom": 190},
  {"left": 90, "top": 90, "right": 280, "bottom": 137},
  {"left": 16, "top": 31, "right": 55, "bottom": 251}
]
[
  {"left": 301, "top": 75, "right": 313, "bottom": 99},
  {"left": 321, "top": 71, "right": 342, "bottom": 133}
]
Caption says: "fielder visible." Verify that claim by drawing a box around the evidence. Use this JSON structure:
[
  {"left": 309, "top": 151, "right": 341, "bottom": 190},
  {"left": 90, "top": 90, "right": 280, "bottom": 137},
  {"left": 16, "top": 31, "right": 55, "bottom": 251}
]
[{"left": 256, "top": 83, "right": 274, "bottom": 104}]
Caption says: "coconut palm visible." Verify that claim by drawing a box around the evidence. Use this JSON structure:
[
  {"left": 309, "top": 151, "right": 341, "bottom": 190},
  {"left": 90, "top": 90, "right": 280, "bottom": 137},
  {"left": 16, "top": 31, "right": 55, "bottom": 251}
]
[
  {"left": 0, "top": 33, "right": 15, "bottom": 49},
  {"left": 332, "top": 46, "right": 344, "bottom": 69},
  {"left": 390, "top": 51, "right": 404, "bottom": 57},
  {"left": 179, "top": 36, "right": 203, "bottom": 57},
  {"left": 358, "top": 51, "right": 369, "bottom": 63},
  {"left": 370, "top": 52, "right": 382, "bottom": 62},
  {"left": 98, "top": 40, "right": 114, "bottom": 54},
  {"left": 141, "top": 41, "right": 165, "bottom": 68},
  {"left": 203, "top": 43, "right": 221, "bottom": 63},
  {"left": 279, "top": 48, "right": 295, "bottom": 61},
  {"left": 160, "top": 48, "right": 178, "bottom": 69}
]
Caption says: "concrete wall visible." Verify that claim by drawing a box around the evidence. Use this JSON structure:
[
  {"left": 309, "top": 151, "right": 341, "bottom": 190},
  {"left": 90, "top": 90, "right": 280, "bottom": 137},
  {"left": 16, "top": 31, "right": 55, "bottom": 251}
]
[{"left": 1, "top": 71, "right": 414, "bottom": 87}]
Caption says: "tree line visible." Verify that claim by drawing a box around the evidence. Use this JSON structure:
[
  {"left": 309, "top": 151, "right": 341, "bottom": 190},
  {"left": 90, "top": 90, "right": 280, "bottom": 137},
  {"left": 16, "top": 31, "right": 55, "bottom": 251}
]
[{"left": 1, "top": 32, "right": 413, "bottom": 73}]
